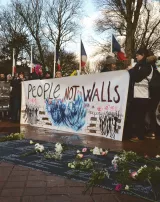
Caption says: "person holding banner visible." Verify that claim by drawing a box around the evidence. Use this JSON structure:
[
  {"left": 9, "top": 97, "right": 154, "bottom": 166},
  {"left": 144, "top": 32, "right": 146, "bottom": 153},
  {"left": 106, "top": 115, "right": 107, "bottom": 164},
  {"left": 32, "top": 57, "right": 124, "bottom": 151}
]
[
  {"left": 10, "top": 72, "right": 25, "bottom": 122},
  {"left": 127, "top": 48, "right": 152, "bottom": 142},
  {"left": 101, "top": 56, "right": 117, "bottom": 72},
  {"left": 145, "top": 54, "right": 160, "bottom": 139},
  {"left": 0, "top": 74, "right": 5, "bottom": 81},
  {"left": 31, "top": 64, "right": 43, "bottom": 80},
  {"left": 55, "top": 71, "right": 62, "bottom": 78}
]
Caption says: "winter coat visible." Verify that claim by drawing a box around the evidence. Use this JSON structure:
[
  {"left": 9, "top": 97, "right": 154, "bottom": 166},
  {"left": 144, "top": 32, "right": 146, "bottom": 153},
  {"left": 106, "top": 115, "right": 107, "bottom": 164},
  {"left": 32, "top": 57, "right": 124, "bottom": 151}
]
[
  {"left": 10, "top": 78, "right": 22, "bottom": 99},
  {"left": 31, "top": 72, "right": 43, "bottom": 80},
  {"left": 128, "top": 58, "right": 152, "bottom": 99}
]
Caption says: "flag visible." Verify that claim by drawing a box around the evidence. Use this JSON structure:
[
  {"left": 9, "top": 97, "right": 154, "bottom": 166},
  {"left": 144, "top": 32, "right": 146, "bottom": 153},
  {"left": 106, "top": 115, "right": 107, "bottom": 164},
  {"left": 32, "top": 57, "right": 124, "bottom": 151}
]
[
  {"left": 56, "top": 52, "right": 61, "bottom": 71},
  {"left": 112, "top": 35, "right": 127, "bottom": 61},
  {"left": 81, "top": 40, "right": 87, "bottom": 68},
  {"left": 13, "top": 67, "right": 16, "bottom": 73},
  {"left": 57, "top": 58, "right": 61, "bottom": 71}
]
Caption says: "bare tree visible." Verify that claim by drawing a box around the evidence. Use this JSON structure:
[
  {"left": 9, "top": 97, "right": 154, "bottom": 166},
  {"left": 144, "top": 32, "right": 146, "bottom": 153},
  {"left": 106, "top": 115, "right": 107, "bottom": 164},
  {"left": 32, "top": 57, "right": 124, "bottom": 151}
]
[
  {"left": 95, "top": 0, "right": 145, "bottom": 62},
  {"left": 12, "top": 0, "right": 46, "bottom": 68},
  {"left": 0, "top": 5, "right": 29, "bottom": 60},
  {"left": 134, "top": 2, "right": 160, "bottom": 53},
  {"left": 44, "top": 0, "right": 83, "bottom": 55},
  {"left": 60, "top": 51, "right": 79, "bottom": 76}
]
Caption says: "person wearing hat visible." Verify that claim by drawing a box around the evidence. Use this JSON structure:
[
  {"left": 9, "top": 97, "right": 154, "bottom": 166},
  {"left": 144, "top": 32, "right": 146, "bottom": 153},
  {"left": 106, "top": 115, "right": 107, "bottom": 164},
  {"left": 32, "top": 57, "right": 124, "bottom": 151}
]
[
  {"left": 126, "top": 48, "right": 153, "bottom": 142},
  {"left": 55, "top": 71, "right": 62, "bottom": 78},
  {"left": 101, "top": 55, "right": 117, "bottom": 72},
  {"left": 31, "top": 64, "right": 43, "bottom": 80}
]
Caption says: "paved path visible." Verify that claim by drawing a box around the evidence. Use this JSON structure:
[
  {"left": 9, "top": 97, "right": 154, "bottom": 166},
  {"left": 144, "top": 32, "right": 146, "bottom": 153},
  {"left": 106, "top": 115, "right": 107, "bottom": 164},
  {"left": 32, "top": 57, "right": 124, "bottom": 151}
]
[
  {"left": 0, "top": 162, "right": 146, "bottom": 202},
  {"left": 0, "top": 121, "right": 159, "bottom": 201}
]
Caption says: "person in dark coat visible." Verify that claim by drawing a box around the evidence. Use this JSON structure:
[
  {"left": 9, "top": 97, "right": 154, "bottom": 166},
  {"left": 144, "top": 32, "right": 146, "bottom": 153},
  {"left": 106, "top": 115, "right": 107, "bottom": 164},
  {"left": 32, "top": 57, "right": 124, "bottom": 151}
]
[
  {"left": 126, "top": 48, "right": 152, "bottom": 141},
  {"left": 10, "top": 72, "right": 25, "bottom": 122},
  {"left": 145, "top": 55, "right": 160, "bottom": 139}
]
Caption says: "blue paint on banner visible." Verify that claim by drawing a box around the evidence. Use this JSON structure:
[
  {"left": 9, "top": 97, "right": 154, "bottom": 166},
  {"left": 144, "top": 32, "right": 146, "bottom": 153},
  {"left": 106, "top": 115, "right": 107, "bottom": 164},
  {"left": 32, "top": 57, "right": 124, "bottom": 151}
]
[{"left": 46, "top": 95, "right": 87, "bottom": 131}]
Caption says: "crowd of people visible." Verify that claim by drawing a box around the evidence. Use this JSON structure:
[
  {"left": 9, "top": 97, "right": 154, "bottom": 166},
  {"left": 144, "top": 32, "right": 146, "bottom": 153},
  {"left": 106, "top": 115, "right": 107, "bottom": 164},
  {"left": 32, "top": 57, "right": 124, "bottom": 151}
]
[
  {"left": 0, "top": 65, "right": 62, "bottom": 123},
  {"left": 101, "top": 48, "right": 160, "bottom": 141},
  {"left": 0, "top": 50, "right": 160, "bottom": 141}
]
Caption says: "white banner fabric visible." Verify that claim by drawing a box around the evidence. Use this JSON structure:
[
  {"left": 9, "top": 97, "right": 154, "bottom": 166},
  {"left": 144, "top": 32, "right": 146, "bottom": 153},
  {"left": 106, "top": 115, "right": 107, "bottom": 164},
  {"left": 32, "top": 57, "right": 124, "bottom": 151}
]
[{"left": 21, "top": 70, "right": 129, "bottom": 141}]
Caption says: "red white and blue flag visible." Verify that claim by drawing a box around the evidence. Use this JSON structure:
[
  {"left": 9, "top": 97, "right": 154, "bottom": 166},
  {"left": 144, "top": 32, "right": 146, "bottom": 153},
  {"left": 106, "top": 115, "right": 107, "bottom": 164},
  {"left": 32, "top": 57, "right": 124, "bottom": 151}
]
[
  {"left": 112, "top": 35, "right": 127, "bottom": 61},
  {"left": 81, "top": 40, "right": 87, "bottom": 68},
  {"left": 57, "top": 58, "right": 61, "bottom": 71},
  {"left": 56, "top": 53, "right": 61, "bottom": 71}
]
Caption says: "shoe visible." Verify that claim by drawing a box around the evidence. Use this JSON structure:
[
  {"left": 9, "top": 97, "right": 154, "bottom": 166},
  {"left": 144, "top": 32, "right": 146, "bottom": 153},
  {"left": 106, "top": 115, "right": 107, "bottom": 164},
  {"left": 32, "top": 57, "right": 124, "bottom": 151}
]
[
  {"left": 130, "top": 137, "right": 140, "bottom": 142},
  {"left": 145, "top": 133, "right": 156, "bottom": 139}
]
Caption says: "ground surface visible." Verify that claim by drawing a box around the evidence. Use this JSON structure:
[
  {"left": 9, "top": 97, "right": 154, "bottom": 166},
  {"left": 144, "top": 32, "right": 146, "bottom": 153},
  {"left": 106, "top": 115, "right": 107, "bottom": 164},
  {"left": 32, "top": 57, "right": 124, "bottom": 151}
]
[{"left": 0, "top": 121, "right": 159, "bottom": 202}]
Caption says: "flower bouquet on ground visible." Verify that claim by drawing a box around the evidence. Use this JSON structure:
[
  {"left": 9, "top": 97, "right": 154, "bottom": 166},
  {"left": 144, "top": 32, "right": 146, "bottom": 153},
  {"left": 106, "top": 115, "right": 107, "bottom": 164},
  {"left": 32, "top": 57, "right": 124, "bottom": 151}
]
[
  {"left": 21, "top": 141, "right": 44, "bottom": 157},
  {"left": 83, "top": 168, "right": 110, "bottom": 195},
  {"left": 0, "top": 133, "right": 25, "bottom": 142},
  {"left": 44, "top": 142, "right": 63, "bottom": 160},
  {"left": 91, "top": 146, "right": 108, "bottom": 156},
  {"left": 112, "top": 150, "right": 160, "bottom": 202},
  {"left": 68, "top": 158, "right": 94, "bottom": 170}
]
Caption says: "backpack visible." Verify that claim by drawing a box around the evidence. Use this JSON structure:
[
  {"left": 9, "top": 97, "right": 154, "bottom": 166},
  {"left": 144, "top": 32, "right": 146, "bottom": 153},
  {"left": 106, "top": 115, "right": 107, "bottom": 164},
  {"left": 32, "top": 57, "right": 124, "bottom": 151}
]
[{"left": 149, "top": 68, "right": 160, "bottom": 99}]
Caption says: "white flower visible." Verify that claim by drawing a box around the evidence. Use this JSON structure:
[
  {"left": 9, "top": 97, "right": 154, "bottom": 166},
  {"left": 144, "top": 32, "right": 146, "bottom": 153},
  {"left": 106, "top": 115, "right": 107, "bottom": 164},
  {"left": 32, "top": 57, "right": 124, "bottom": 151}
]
[
  {"left": 70, "top": 165, "right": 75, "bottom": 169},
  {"left": 105, "top": 150, "right": 108, "bottom": 154},
  {"left": 155, "top": 166, "right": 160, "bottom": 171},
  {"left": 125, "top": 185, "right": 129, "bottom": 190},
  {"left": 68, "top": 163, "right": 71, "bottom": 167},
  {"left": 35, "top": 143, "right": 40, "bottom": 147},
  {"left": 77, "top": 150, "right": 80, "bottom": 153},
  {"left": 30, "top": 140, "right": 34, "bottom": 144},
  {"left": 38, "top": 145, "right": 44, "bottom": 152},
  {"left": 93, "top": 147, "right": 101, "bottom": 155},
  {"left": 112, "top": 155, "right": 120, "bottom": 165},
  {"left": 105, "top": 170, "right": 110, "bottom": 178},
  {"left": 156, "top": 155, "right": 160, "bottom": 158},
  {"left": 35, "top": 143, "right": 44, "bottom": 153},
  {"left": 55, "top": 143, "right": 63, "bottom": 153},
  {"left": 137, "top": 165, "right": 147, "bottom": 174}
]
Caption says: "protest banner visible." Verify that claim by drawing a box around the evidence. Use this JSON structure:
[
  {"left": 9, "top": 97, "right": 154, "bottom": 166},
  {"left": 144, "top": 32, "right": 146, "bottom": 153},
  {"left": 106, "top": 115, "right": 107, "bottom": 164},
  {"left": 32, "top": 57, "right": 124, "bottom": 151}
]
[
  {"left": 0, "top": 81, "right": 10, "bottom": 111},
  {"left": 21, "top": 70, "right": 129, "bottom": 141}
]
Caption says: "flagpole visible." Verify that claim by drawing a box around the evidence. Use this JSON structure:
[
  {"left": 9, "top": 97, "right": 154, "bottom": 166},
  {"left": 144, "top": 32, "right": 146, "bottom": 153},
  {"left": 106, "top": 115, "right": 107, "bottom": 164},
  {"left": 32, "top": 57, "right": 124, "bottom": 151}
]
[
  {"left": 53, "top": 42, "right": 56, "bottom": 78},
  {"left": 111, "top": 34, "right": 113, "bottom": 54},
  {"left": 30, "top": 45, "right": 33, "bottom": 73},
  {"left": 12, "top": 48, "right": 15, "bottom": 76},
  {"left": 79, "top": 34, "right": 81, "bottom": 74}
]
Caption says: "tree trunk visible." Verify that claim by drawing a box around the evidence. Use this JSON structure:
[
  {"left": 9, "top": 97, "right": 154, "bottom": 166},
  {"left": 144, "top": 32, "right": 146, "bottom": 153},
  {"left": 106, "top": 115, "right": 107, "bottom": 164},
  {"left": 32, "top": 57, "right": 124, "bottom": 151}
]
[
  {"left": 36, "top": 38, "right": 45, "bottom": 70},
  {"left": 125, "top": 24, "right": 135, "bottom": 65}
]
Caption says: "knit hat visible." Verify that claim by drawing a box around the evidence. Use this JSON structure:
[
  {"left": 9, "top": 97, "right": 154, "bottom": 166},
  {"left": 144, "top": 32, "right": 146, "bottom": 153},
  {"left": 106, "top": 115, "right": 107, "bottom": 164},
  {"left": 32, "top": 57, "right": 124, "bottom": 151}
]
[
  {"left": 136, "top": 48, "right": 148, "bottom": 56},
  {"left": 106, "top": 55, "right": 116, "bottom": 65}
]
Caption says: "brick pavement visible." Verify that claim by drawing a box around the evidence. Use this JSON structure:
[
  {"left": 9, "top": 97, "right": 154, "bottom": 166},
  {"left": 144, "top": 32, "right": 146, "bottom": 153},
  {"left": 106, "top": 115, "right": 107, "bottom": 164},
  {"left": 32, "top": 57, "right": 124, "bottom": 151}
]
[
  {"left": 0, "top": 121, "right": 158, "bottom": 201},
  {"left": 0, "top": 161, "right": 147, "bottom": 202}
]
